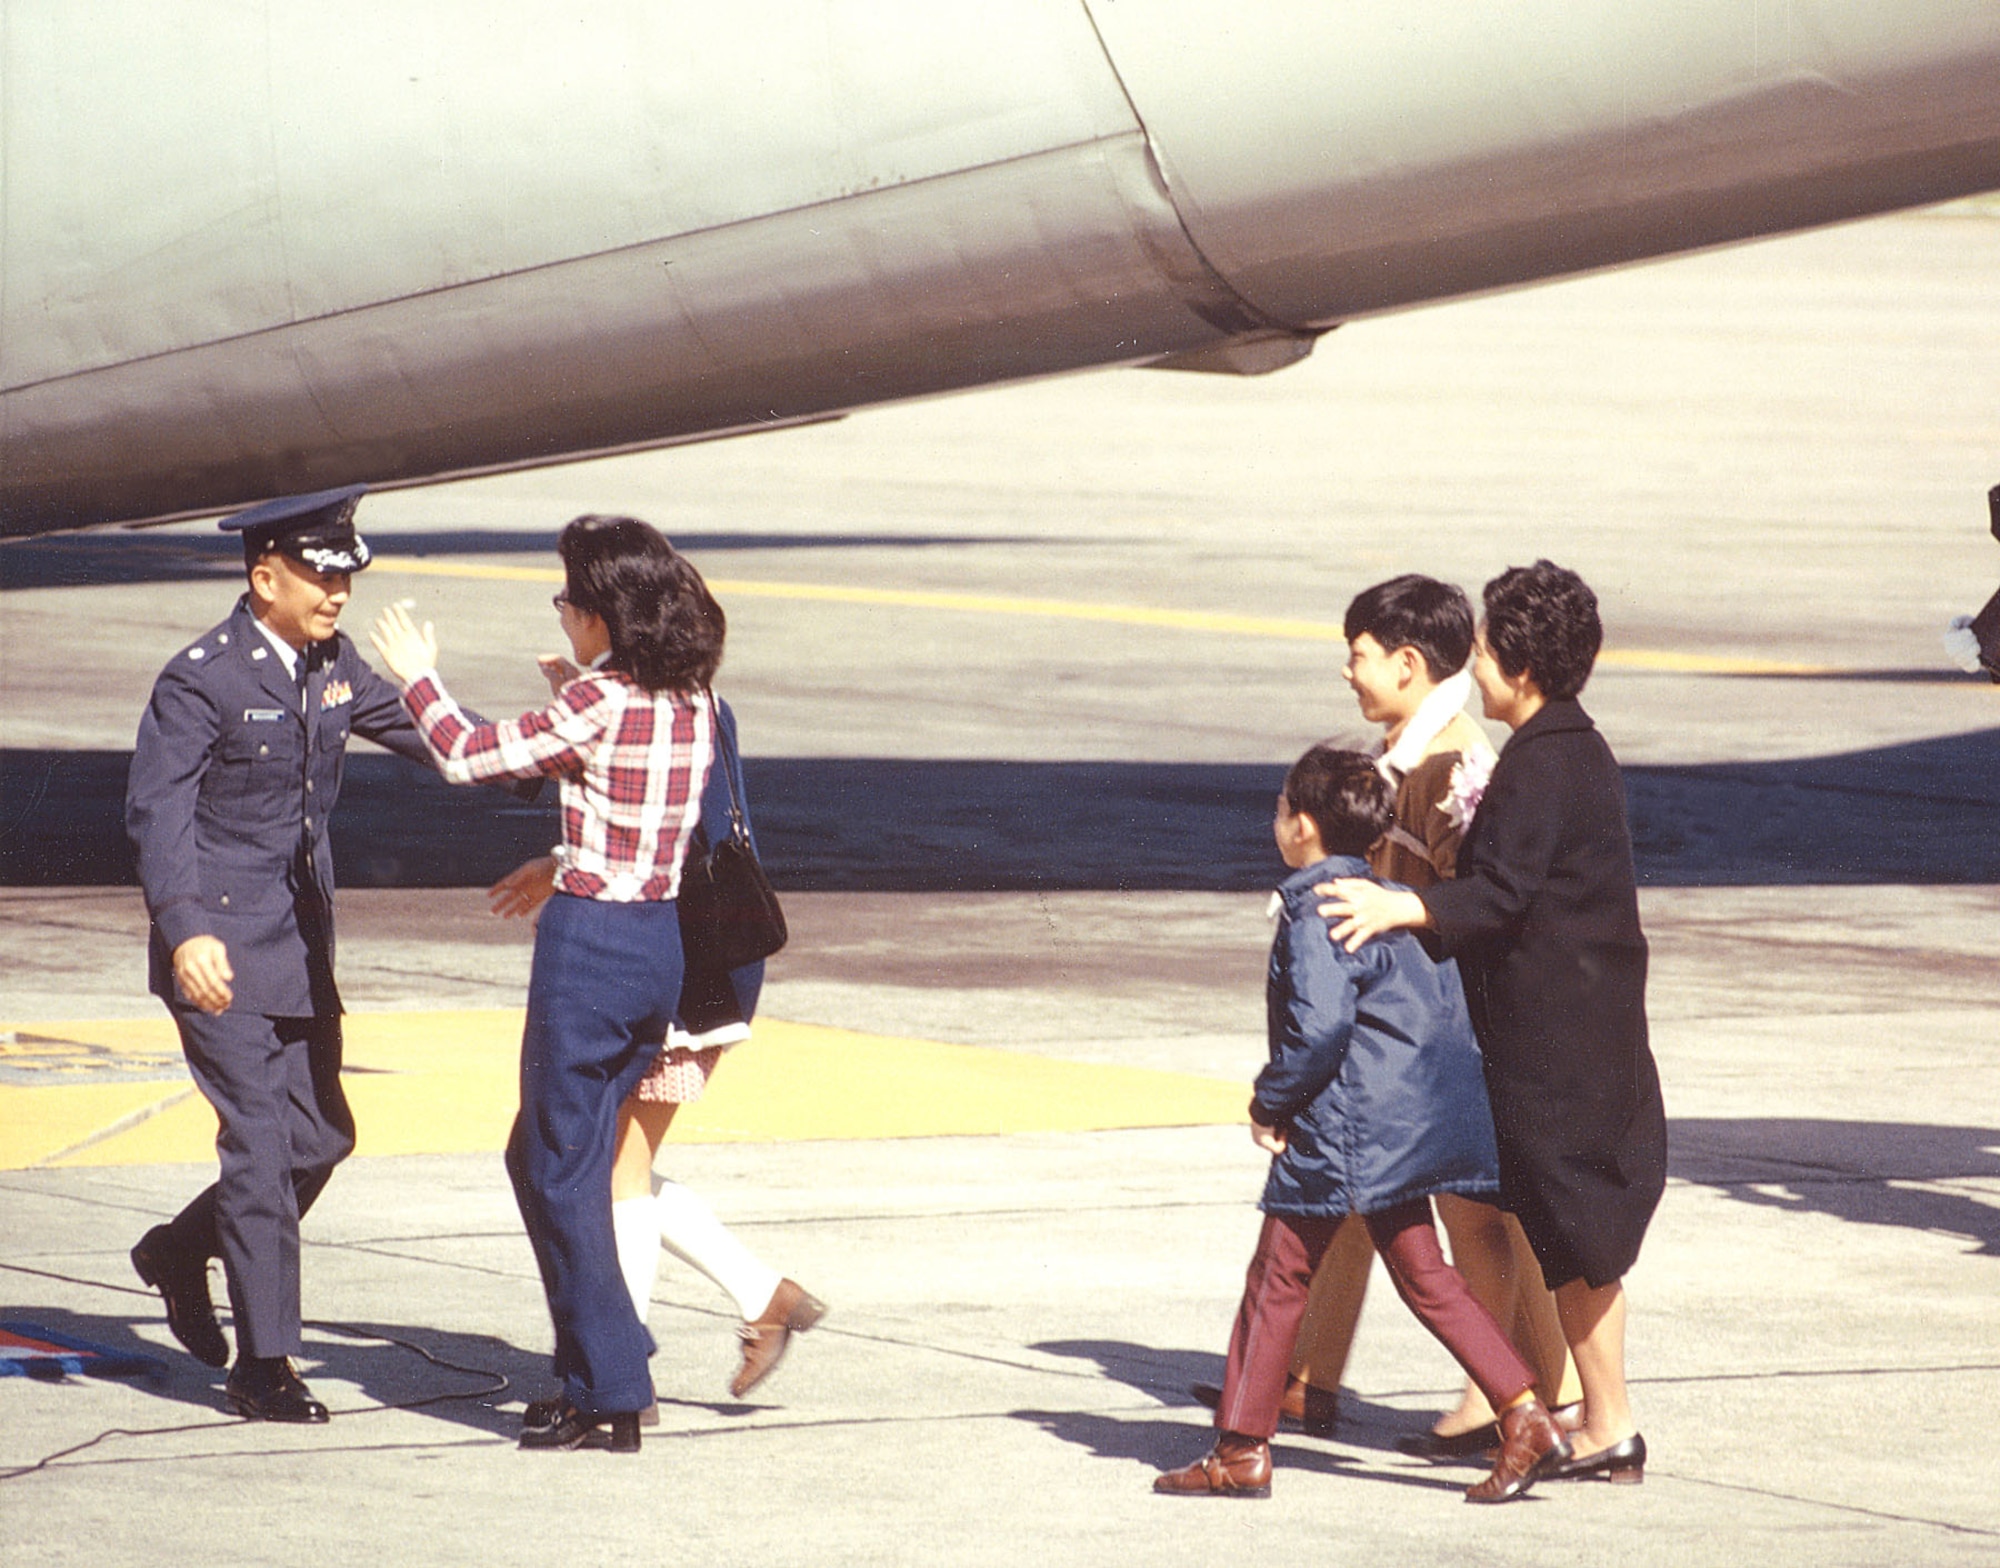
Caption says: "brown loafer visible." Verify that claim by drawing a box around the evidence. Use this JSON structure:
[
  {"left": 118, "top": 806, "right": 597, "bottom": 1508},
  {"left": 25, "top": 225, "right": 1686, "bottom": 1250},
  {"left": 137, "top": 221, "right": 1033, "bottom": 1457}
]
[
  {"left": 1465, "top": 1398, "right": 1572, "bottom": 1504},
  {"left": 1154, "top": 1434, "right": 1272, "bottom": 1498},
  {"left": 730, "top": 1278, "right": 826, "bottom": 1397}
]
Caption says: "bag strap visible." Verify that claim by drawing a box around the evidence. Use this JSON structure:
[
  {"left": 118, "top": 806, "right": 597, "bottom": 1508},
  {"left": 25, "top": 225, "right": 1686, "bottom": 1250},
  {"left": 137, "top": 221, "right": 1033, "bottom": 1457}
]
[{"left": 702, "top": 687, "right": 751, "bottom": 844}]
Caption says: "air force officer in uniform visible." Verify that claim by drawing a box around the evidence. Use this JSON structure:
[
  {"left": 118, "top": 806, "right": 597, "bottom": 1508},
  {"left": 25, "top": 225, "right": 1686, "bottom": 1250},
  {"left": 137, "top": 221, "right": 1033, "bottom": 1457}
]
[{"left": 125, "top": 485, "right": 437, "bottom": 1421}]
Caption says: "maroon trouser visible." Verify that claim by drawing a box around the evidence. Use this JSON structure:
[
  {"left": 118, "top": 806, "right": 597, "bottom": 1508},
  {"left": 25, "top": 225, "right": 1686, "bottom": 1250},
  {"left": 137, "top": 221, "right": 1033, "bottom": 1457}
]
[{"left": 1214, "top": 1201, "right": 1535, "bottom": 1440}]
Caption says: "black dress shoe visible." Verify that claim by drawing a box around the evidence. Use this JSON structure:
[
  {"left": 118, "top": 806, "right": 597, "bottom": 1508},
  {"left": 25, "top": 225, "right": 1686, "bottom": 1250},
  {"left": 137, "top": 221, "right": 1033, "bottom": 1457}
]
[
  {"left": 1396, "top": 1420, "right": 1501, "bottom": 1461},
  {"left": 524, "top": 1393, "right": 657, "bottom": 1433},
  {"left": 1542, "top": 1432, "right": 1646, "bottom": 1483},
  {"left": 226, "top": 1357, "right": 329, "bottom": 1423},
  {"left": 130, "top": 1225, "right": 228, "bottom": 1369},
  {"left": 517, "top": 1400, "right": 641, "bottom": 1453}
]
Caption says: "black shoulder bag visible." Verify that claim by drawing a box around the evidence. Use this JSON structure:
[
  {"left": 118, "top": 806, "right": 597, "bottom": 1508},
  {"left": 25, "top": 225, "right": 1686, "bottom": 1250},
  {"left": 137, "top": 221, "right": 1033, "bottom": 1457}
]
[{"left": 676, "top": 692, "right": 788, "bottom": 971}]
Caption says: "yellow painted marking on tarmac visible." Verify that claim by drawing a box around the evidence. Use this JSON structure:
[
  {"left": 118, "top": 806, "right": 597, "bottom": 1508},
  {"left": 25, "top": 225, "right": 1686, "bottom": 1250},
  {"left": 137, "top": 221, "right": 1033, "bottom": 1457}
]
[
  {"left": 3, "top": 1082, "right": 197, "bottom": 1169},
  {"left": 706, "top": 579, "right": 1354, "bottom": 642},
  {"left": 1594, "top": 648, "right": 1832, "bottom": 676},
  {"left": 0, "top": 1011, "right": 1246, "bottom": 1171},
  {"left": 369, "top": 556, "right": 1341, "bottom": 639},
  {"left": 371, "top": 557, "right": 560, "bottom": 586},
  {"left": 369, "top": 556, "right": 1845, "bottom": 676}
]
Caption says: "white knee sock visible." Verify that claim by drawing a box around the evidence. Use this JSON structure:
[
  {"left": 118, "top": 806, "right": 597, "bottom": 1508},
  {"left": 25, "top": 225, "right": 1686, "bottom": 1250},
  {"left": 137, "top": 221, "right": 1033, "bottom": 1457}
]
[
  {"left": 612, "top": 1196, "right": 662, "bottom": 1323},
  {"left": 652, "top": 1174, "right": 783, "bottom": 1321}
]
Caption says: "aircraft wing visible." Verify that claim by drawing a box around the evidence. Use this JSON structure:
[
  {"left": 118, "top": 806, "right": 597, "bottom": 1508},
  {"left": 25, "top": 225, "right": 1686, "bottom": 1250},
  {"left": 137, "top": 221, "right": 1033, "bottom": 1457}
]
[{"left": 3, "top": 1, "right": 1998, "bottom": 536}]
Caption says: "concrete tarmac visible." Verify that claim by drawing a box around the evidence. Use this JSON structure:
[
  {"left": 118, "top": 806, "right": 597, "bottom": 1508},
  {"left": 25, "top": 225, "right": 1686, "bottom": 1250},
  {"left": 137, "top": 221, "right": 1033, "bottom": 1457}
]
[{"left": 3, "top": 206, "right": 1999, "bottom": 1565}]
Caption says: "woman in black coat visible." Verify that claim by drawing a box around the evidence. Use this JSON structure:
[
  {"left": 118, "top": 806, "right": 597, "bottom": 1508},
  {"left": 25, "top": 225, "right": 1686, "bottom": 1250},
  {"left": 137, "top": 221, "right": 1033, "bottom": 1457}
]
[{"left": 1324, "top": 560, "right": 1664, "bottom": 1489}]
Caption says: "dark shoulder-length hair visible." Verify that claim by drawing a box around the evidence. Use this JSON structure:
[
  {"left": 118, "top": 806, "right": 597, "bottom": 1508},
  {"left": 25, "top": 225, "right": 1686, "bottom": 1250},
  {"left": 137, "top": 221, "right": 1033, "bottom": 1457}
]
[
  {"left": 1481, "top": 559, "right": 1601, "bottom": 702},
  {"left": 558, "top": 515, "right": 725, "bottom": 693}
]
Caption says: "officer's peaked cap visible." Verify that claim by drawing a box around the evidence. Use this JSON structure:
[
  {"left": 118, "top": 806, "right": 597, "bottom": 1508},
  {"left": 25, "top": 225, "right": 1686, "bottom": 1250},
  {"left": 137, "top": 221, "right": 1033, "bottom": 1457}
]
[{"left": 221, "top": 484, "right": 372, "bottom": 573}]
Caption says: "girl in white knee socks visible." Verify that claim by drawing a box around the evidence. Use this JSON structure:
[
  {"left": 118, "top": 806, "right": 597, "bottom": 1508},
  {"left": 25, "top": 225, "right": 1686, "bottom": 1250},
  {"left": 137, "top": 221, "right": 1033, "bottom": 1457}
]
[{"left": 609, "top": 1018, "right": 824, "bottom": 1399}]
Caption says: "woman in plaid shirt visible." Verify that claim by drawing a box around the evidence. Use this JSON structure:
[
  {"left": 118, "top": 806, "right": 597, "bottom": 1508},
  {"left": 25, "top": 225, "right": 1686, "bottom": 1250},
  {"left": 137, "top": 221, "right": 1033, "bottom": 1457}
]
[{"left": 373, "top": 515, "right": 726, "bottom": 1453}]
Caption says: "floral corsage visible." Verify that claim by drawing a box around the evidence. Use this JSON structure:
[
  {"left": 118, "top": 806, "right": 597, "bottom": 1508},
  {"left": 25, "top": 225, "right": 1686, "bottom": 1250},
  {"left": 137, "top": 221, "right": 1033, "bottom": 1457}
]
[{"left": 1441, "top": 751, "right": 1494, "bottom": 831}]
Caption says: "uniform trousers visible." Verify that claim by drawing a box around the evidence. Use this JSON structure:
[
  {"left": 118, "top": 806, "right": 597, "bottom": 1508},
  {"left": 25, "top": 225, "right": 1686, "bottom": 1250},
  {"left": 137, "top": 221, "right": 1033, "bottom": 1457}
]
[
  {"left": 1214, "top": 1201, "right": 1535, "bottom": 1440},
  {"left": 506, "top": 893, "right": 683, "bottom": 1417},
  {"left": 163, "top": 1007, "right": 353, "bottom": 1360}
]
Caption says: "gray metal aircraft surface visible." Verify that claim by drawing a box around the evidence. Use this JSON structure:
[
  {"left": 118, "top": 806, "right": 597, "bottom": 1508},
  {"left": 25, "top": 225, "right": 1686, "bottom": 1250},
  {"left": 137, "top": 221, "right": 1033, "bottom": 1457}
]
[{"left": 4, "top": 0, "right": 1998, "bottom": 537}]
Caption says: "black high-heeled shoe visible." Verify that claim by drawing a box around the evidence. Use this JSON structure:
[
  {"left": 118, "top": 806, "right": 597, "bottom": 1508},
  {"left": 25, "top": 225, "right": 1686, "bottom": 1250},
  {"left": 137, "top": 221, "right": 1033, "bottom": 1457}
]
[
  {"left": 1542, "top": 1433, "right": 1646, "bottom": 1483},
  {"left": 517, "top": 1400, "right": 642, "bottom": 1453}
]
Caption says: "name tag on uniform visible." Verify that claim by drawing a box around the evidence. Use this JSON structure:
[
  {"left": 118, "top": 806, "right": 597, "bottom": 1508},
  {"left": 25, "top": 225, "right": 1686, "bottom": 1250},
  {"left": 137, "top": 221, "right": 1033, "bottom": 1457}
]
[
  {"left": 320, "top": 679, "right": 354, "bottom": 710},
  {"left": 243, "top": 708, "right": 286, "bottom": 722}
]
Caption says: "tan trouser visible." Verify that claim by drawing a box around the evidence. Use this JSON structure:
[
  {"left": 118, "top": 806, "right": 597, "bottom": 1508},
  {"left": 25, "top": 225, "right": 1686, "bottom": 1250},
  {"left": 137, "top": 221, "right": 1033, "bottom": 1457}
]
[{"left": 1288, "top": 1198, "right": 1582, "bottom": 1414}]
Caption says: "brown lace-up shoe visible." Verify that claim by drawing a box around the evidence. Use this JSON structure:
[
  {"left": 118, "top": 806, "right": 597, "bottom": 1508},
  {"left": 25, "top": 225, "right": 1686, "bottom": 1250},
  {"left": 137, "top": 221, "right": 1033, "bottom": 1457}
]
[
  {"left": 730, "top": 1279, "right": 826, "bottom": 1397},
  {"left": 1153, "top": 1433, "right": 1273, "bottom": 1498}
]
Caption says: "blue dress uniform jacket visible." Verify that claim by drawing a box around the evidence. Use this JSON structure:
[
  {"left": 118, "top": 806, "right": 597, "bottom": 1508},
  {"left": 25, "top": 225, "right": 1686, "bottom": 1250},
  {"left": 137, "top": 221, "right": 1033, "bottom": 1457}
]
[
  {"left": 125, "top": 595, "right": 431, "bottom": 1017},
  {"left": 1254, "top": 854, "right": 1501, "bottom": 1220}
]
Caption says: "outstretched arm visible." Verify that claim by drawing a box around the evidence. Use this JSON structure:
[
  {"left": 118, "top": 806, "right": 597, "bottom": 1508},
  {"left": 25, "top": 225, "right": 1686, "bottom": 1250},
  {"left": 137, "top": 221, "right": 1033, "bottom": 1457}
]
[
  {"left": 370, "top": 605, "right": 602, "bottom": 786},
  {"left": 368, "top": 602, "right": 439, "bottom": 685}
]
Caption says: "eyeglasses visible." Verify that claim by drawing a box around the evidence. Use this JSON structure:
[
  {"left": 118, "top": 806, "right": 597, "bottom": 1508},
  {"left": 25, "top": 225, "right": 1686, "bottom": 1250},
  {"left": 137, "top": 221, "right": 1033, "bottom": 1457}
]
[{"left": 551, "top": 592, "right": 570, "bottom": 611}]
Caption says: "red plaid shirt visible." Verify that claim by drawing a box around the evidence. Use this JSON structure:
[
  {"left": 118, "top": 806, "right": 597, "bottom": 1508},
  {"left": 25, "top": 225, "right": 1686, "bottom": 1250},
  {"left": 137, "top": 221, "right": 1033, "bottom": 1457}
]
[{"left": 402, "top": 671, "right": 714, "bottom": 901}]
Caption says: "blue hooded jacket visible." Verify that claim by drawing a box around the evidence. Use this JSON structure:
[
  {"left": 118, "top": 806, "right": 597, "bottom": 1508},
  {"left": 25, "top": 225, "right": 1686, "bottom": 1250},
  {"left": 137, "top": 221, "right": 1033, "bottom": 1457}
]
[{"left": 1255, "top": 854, "right": 1501, "bottom": 1218}]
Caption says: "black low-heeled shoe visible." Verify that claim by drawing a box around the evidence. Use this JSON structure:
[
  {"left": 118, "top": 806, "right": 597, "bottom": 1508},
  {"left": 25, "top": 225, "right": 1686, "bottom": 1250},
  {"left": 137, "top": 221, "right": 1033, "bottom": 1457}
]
[
  {"left": 1542, "top": 1433, "right": 1646, "bottom": 1483},
  {"left": 1396, "top": 1421, "right": 1501, "bottom": 1461},
  {"left": 517, "top": 1400, "right": 641, "bottom": 1453}
]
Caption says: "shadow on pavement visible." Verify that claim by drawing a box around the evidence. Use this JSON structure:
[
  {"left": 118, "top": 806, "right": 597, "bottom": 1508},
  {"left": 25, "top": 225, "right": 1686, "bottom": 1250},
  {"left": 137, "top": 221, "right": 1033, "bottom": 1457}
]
[
  {"left": 1669, "top": 1118, "right": 2000, "bottom": 1257},
  {"left": 1029, "top": 1339, "right": 1470, "bottom": 1460},
  {"left": 9, "top": 728, "right": 2000, "bottom": 888},
  {"left": 4, "top": 1303, "right": 542, "bottom": 1438},
  {"left": 1010, "top": 1409, "right": 1489, "bottom": 1496}
]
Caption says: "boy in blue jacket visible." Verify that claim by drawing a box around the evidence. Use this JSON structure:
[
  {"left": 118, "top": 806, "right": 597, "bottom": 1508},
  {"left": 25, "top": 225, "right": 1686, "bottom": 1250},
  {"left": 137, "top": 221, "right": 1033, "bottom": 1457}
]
[{"left": 1153, "top": 745, "right": 1571, "bottom": 1504}]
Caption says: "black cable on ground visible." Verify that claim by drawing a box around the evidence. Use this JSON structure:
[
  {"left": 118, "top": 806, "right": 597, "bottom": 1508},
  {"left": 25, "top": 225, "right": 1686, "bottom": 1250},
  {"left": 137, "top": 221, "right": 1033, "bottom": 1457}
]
[{"left": 0, "top": 1260, "right": 511, "bottom": 1481}]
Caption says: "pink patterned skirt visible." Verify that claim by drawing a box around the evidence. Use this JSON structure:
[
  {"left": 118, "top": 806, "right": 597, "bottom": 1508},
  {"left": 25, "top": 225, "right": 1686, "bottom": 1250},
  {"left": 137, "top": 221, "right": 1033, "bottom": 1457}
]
[{"left": 632, "top": 1043, "right": 725, "bottom": 1104}]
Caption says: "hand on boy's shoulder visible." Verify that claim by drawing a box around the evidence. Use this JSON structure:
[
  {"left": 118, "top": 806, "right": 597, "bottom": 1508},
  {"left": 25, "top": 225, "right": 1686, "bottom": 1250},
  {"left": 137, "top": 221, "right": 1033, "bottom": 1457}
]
[{"left": 1316, "top": 877, "right": 1429, "bottom": 953}]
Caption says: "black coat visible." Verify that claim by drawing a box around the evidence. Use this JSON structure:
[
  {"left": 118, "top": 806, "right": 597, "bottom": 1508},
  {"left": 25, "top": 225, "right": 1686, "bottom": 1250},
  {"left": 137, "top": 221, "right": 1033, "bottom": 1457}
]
[{"left": 1419, "top": 699, "right": 1666, "bottom": 1289}]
